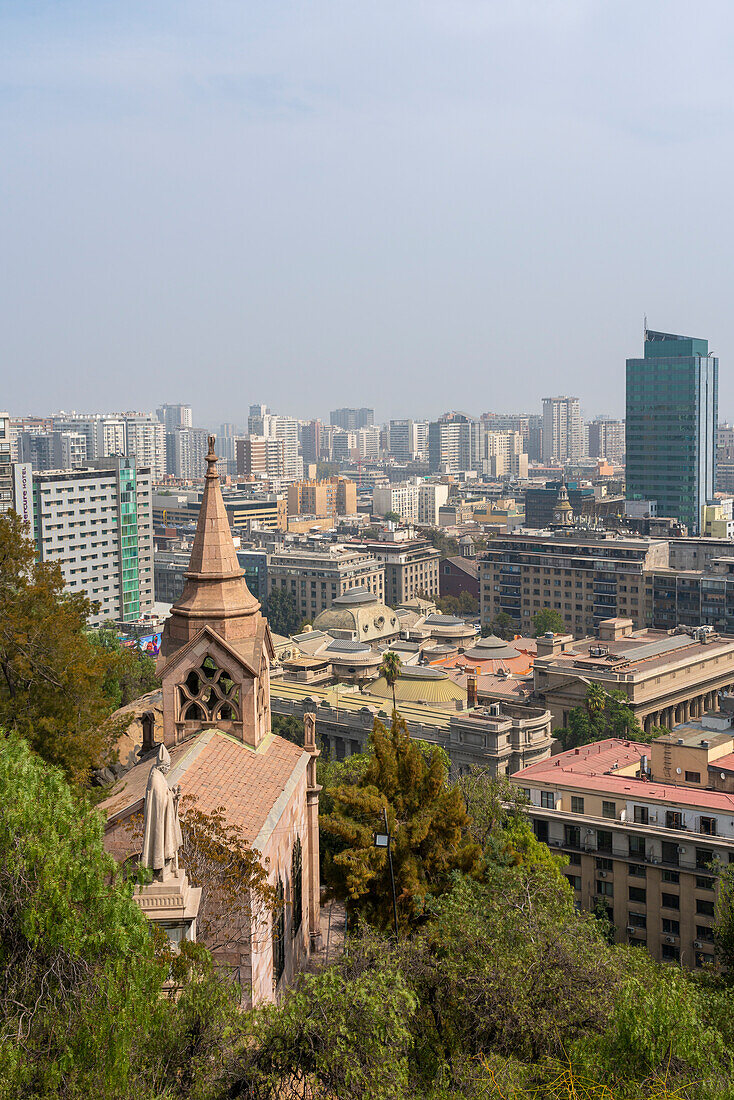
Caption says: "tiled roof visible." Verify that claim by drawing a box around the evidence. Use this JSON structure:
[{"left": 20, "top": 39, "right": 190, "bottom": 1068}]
[
  {"left": 101, "top": 730, "right": 307, "bottom": 845},
  {"left": 513, "top": 737, "right": 734, "bottom": 812}
]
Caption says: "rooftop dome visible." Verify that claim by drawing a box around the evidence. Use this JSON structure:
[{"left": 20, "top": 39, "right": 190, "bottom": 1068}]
[
  {"left": 332, "top": 587, "right": 376, "bottom": 606},
  {"left": 365, "top": 667, "right": 467, "bottom": 707},
  {"left": 313, "top": 588, "right": 400, "bottom": 643},
  {"left": 463, "top": 635, "right": 521, "bottom": 661}
]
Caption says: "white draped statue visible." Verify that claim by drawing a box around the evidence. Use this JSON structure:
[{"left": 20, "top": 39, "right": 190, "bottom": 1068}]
[{"left": 141, "top": 744, "right": 183, "bottom": 880}]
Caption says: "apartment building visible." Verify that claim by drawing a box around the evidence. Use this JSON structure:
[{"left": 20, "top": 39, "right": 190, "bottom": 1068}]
[
  {"left": 373, "top": 482, "right": 420, "bottom": 523},
  {"left": 247, "top": 406, "right": 301, "bottom": 480},
  {"left": 51, "top": 414, "right": 126, "bottom": 461},
  {"left": 533, "top": 622, "right": 734, "bottom": 733},
  {"left": 19, "top": 430, "right": 87, "bottom": 470},
  {"left": 417, "top": 482, "right": 449, "bottom": 526},
  {"left": 479, "top": 533, "right": 670, "bottom": 636},
  {"left": 236, "top": 435, "right": 285, "bottom": 479},
  {"left": 123, "top": 415, "right": 167, "bottom": 480},
  {"left": 0, "top": 413, "right": 11, "bottom": 514},
  {"left": 287, "top": 477, "right": 357, "bottom": 520},
  {"left": 156, "top": 404, "right": 193, "bottom": 431},
  {"left": 267, "top": 543, "right": 385, "bottom": 622},
  {"left": 514, "top": 716, "right": 734, "bottom": 968},
  {"left": 542, "top": 396, "right": 582, "bottom": 463},
  {"left": 26, "top": 457, "right": 154, "bottom": 626},
  {"left": 356, "top": 535, "right": 441, "bottom": 606},
  {"left": 329, "top": 408, "right": 374, "bottom": 430},
  {"left": 165, "top": 427, "right": 209, "bottom": 480},
  {"left": 588, "top": 418, "right": 625, "bottom": 464}
]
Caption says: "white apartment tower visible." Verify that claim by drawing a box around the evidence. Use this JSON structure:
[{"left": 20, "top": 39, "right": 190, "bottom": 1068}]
[
  {"left": 542, "top": 396, "right": 582, "bottom": 463},
  {"left": 123, "top": 415, "right": 167, "bottom": 480}
]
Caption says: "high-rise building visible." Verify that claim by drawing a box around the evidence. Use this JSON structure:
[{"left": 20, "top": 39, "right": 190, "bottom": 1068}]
[
  {"left": 0, "top": 413, "right": 11, "bottom": 514},
  {"left": 428, "top": 413, "right": 472, "bottom": 473},
  {"left": 123, "top": 415, "right": 167, "bottom": 480},
  {"left": 248, "top": 407, "right": 301, "bottom": 480},
  {"left": 588, "top": 418, "right": 625, "bottom": 464},
  {"left": 542, "top": 397, "right": 582, "bottom": 463},
  {"left": 22, "top": 457, "right": 154, "bottom": 625},
  {"left": 156, "top": 404, "right": 193, "bottom": 431},
  {"left": 388, "top": 420, "right": 417, "bottom": 462},
  {"left": 301, "top": 419, "right": 321, "bottom": 466},
  {"left": 166, "top": 428, "right": 210, "bottom": 480},
  {"left": 236, "top": 436, "right": 285, "bottom": 480},
  {"left": 469, "top": 425, "right": 528, "bottom": 478},
  {"left": 626, "top": 329, "right": 717, "bottom": 534},
  {"left": 19, "top": 430, "right": 87, "bottom": 471},
  {"left": 329, "top": 408, "right": 374, "bottom": 431}
]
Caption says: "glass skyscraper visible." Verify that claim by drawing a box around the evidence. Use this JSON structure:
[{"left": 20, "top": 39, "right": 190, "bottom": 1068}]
[{"left": 626, "top": 329, "right": 717, "bottom": 534}]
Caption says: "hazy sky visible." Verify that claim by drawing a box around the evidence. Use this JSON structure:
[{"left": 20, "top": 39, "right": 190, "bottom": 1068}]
[{"left": 2, "top": 1, "right": 734, "bottom": 426}]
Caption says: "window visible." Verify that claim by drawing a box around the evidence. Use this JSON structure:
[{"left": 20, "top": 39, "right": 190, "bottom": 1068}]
[
  {"left": 628, "top": 911, "right": 647, "bottom": 929},
  {"left": 662, "top": 944, "right": 680, "bottom": 962},
  {"left": 596, "top": 830, "right": 613, "bottom": 853},
  {"left": 602, "top": 801, "right": 616, "bottom": 820},
  {"left": 662, "top": 870, "right": 679, "bottom": 884},
  {"left": 272, "top": 878, "right": 285, "bottom": 984},
  {"left": 628, "top": 864, "right": 646, "bottom": 878},
  {"left": 564, "top": 824, "right": 581, "bottom": 849},
  {"left": 533, "top": 819, "right": 549, "bottom": 843},
  {"left": 661, "top": 841, "right": 679, "bottom": 866},
  {"left": 567, "top": 850, "right": 581, "bottom": 865},
  {"left": 662, "top": 918, "right": 680, "bottom": 935},
  {"left": 629, "top": 835, "right": 646, "bottom": 859},
  {"left": 665, "top": 811, "right": 682, "bottom": 830},
  {"left": 696, "top": 847, "right": 714, "bottom": 870},
  {"left": 540, "top": 791, "right": 555, "bottom": 809},
  {"left": 628, "top": 886, "right": 646, "bottom": 903},
  {"left": 571, "top": 796, "right": 585, "bottom": 814},
  {"left": 595, "top": 857, "right": 613, "bottom": 871},
  {"left": 696, "top": 875, "right": 715, "bottom": 891},
  {"left": 633, "top": 806, "right": 649, "bottom": 824},
  {"left": 696, "top": 899, "right": 715, "bottom": 917},
  {"left": 596, "top": 880, "right": 613, "bottom": 897},
  {"left": 291, "top": 838, "right": 303, "bottom": 937},
  {"left": 696, "top": 925, "right": 715, "bottom": 942},
  {"left": 694, "top": 951, "right": 714, "bottom": 968},
  {"left": 685, "top": 771, "right": 701, "bottom": 784},
  {"left": 700, "top": 817, "right": 717, "bottom": 837},
  {"left": 565, "top": 874, "right": 581, "bottom": 891},
  {"left": 661, "top": 893, "right": 680, "bottom": 910}
]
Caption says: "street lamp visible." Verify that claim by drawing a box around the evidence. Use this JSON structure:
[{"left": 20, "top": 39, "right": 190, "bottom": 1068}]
[{"left": 374, "top": 805, "right": 399, "bottom": 941}]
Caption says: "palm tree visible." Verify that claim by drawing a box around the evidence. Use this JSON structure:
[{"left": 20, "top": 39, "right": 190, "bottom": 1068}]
[
  {"left": 380, "top": 651, "right": 402, "bottom": 714},
  {"left": 585, "top": 683, "right": 607, "bottom": 718}
]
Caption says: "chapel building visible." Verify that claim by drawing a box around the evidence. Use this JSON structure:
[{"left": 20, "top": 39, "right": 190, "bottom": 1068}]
[{"left": 102, "top": 438, "right": 320, "bottom": 1004}]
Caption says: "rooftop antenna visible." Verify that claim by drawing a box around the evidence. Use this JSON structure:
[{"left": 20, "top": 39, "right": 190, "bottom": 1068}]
[{"left": 643, "top": 313, "right": 648, "bottom": 340}]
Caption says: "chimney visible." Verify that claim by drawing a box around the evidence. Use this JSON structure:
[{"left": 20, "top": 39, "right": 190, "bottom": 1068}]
[{"left": 467, "top": 673, "right": 478, "bottom": 708}]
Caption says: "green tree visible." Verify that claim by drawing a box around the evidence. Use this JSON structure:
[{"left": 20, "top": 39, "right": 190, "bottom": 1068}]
[
  {"left": 0, "top": 511, "right": 126, "bottom": 780},
  {"left": 0, "top": 731, "right": 167, "bottom": 1096},
  {"left": 555, "top": 686, "right": 646, "bottom": 751},
  {"left": 383, "top": 510, "right": 401, "bottom": 523},
  {"left": 532, "top": 607, "right": 566, "bottom": 637},
  {"left": 380, "top": 650, "right": 403, "bottom": 712},
  {"left": 265, "top": 588, "right": 302, "bottom": 636},
  {"left": 714, "top": 862, "right": 734, "bottom": 976},
  {"left": 90, "top": 623, "right": 159, "bottom": 709},
  {"left": 321, "top": 715, "right": 482, "bottom": 931},
  {"left": 488, "top": 612, "right": 517, "bottom": 640}
]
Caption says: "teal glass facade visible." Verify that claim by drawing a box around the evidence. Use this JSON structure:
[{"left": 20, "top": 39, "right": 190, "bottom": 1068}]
[
  {"left": 626, "top": 330, "right": 717, "bottom": 534},
  {"left": 118, "top": 460, "right": 141, "bottom": 622}
]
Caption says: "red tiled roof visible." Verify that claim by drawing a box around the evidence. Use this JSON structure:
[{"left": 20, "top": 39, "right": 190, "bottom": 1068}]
[
  {"left": 513, "top": 737, "right": 734, "bottom": 812},
  {"left": 101, "top": 731, "right": 306, "bottom": 843}
]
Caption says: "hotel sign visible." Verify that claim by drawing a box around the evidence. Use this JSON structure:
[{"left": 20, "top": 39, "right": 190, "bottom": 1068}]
[{"left": 13, "top": 463, "right": 32, "bottom": 528}]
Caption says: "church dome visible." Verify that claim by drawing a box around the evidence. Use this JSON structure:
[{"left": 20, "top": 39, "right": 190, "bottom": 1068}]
[{"left": 313, "top": 586, "right": 400, "bottom": 643}]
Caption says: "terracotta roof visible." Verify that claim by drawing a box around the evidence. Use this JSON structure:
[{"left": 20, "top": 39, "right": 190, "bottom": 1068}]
[
  {"left": 513, "top": 737, "right": 734, "bottom": 812},
  {"left": 101, "top": 730, "right": 307, "bottom": 846},
  {"left": 442, "top": 555, "right": 479, "bottom": 578}
]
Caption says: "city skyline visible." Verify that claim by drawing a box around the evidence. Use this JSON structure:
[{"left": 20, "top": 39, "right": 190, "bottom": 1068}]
[{"left": 3, "top": 4, "right": 734, "bottom": 421}]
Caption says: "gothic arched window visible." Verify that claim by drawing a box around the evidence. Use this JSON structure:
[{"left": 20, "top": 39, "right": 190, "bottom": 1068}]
[
  {"left": 273, "top": 878, "right": 285, "bottom": 983},
  {"left": 291, "top": 837, "right": 303, "bottom": 936},
  {"left": 178, "top": 656, "right": 241, "bottom": 724}
]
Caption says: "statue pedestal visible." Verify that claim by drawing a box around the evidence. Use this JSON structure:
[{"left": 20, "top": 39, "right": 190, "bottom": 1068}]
[{"left": 134, "top": 870, "right": 202, "bottom": 946}]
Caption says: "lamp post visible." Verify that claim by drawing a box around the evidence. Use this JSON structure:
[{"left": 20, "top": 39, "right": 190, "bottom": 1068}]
[{"left": 374, "top": 805, "right": 399, "bottom": 941}]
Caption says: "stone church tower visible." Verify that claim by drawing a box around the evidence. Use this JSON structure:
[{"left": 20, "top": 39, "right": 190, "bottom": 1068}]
[{"left": 157, "top": 437, "right": 274, "bottom": 749}]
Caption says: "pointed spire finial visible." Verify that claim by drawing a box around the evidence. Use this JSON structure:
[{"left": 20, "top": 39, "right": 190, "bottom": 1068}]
[{"left": 206, "top": 435, "right": 218, "bottom": 477}]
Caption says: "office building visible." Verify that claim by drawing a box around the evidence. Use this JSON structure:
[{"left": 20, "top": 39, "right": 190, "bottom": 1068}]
[
  {"left": 389, "top": 420, "right": 419, "bottom": 462},
  {"left": 301, "top": 419, "right": 321, "bottom": 466},
  {"left": 542, "top": 397, "right": 582, "bottom": 463},
  {"left": 123, "top": 415, "right": 167, "bottom": 480},
  {"left": 156, "top": 404, "right": 193, "bottom": 431},
  {"left": 514, "top": 716, "right": 734, "bottom": 968},
  {"left": 0, "top": 413, "right": 11, "bottom": 514},
  {"left": 627, "top": 329, "right": 717, "bottom": 534},
  {"left": 26, "top": 457, "right": 153, "bottom": 626},
  {"left": 329, "top": 408, "right": 374, "bottom": 431},
  {"left": 524, "top": 480, "right": 596, "bottom": 529},
  {"left": 588, "top": 418, "right": 625, "bottom": 464},
  {"left": 479, "top": 533, "right": 670, "bottom": 636},
  {"left": 418, "top": 482, "right": 450, "bottom": 526},
  {"left": 166, "top": 427, "right": 209, "bottom": 480},
  {"left": 268, "top": 543, "right": 385, "bottom": 622},
  {"left": 373, "top": 482, "right": 419, "bottom": 523},
  {"left": 236, "top": 436, "right": 285, "bottom": 480},
  {"left": 152, "top": 488, "right": 287, "bottom": 532},
  {"left": 355, "top": 535, "right": 441, "bottom": 605}
]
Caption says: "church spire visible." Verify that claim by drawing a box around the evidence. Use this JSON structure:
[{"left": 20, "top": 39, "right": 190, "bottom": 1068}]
[{"left": 159, "top": 436, "right": 261, "bottom": 658}]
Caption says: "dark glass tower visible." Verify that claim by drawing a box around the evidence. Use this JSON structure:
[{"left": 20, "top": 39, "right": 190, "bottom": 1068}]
[{"left": 626, "top": 329, "right": 717, "bottom": 534}]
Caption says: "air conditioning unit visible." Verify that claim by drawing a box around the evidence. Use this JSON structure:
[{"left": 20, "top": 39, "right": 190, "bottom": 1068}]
[
  {"left": 665, "top": 935, "right": 676, "bottom": 944},
  {"left": 693, "top": 940, "right": 703, "bottom": 950},
  {"left": 598, "top": 871, "right": 608, "bottom": 878},
  {"left": 626, "top": 925, "right": 637, "bottom": 934}
]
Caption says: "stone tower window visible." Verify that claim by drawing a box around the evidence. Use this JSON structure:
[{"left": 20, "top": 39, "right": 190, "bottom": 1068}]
[{"left": 178, "top": 656, "right": 241, "bottom": 723}]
